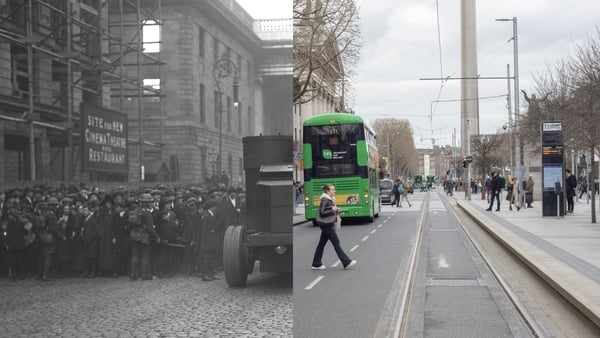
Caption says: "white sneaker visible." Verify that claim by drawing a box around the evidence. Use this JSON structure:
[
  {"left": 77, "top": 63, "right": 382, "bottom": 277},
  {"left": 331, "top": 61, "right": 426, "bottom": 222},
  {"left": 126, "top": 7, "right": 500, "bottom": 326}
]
[
  {"left": 344, "top": 260, "right": 357, "bottom": 269},
  {"left": 311, "top": 265, "right": 326, "bottom": 270}
]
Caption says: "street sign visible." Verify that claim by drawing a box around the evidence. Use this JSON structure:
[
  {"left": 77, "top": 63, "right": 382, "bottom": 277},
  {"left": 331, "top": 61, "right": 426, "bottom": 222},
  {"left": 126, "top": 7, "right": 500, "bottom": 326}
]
[{"left": 541, "top": 120, "right": 564, "bottom": 217}]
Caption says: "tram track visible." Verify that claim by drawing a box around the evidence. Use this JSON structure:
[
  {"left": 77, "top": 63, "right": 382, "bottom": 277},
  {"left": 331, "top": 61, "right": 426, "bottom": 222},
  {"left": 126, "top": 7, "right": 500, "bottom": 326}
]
[
  {"left": 446, "top": 196, "right": 545, "bottom": 338},
  {"left": 391, "top": 191, "right": 544, "bottom": 338}
]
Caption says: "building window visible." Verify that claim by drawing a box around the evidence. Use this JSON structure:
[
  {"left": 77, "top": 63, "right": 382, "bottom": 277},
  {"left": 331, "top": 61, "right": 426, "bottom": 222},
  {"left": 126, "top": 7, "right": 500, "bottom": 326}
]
[
  {"left": 200, "top": 146, "right": 207, "bottom": 180},
  {"left": 142, "top": 20, "right": 161, "bottom": 53},
  {"left": 213, "top": 37, "right": 219, "bottom": 62},
  {"left": 214, "top": 90, "right": 219, "bottom": 128},
  {"left": 246, "top": 60, "right": 251, "bottom": 85},
  {"left": 199, "top": 83, "right": 205, "bottom": 123},
  {"left": 226, "top": 96, "right": 232, "bottom": 131},
  {"left": 198, "top": 26, "right": 205, "bottom": 58}
]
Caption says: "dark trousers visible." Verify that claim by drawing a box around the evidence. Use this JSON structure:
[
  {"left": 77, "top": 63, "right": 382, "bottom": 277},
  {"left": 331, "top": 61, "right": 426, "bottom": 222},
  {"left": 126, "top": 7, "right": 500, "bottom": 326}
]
[
  {"left": 393, "top": 192, "right": 400, "bottom": 206},
  {"left": 199, "top": 248, "right": 216, "bottom": 275},
  {"left": 488, "top": 191, "right": 501, "bottom": 210},
  {"left": 6, "top": 249, "right": 24, "bottom": 279},
  {"left": 184, "top": 245, "right": 197, "bottom": 275},
  {"left": 567, "top": 195, "right": 574, "bottom": 212},
  {"left": 159, "top": 244, "right": 176, "bottom": 276},
  {"left": 312, "top": 224, "right": 351, "bottom": 267},
  {"left": 131, "top": 241, "right": 151, "bottom": 278}
]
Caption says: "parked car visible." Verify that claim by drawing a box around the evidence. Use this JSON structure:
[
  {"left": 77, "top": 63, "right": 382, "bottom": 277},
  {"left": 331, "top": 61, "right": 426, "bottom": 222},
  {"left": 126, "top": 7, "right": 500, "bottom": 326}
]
[{"left": 380, "top": 178, "right": 394, "bottom": 204}]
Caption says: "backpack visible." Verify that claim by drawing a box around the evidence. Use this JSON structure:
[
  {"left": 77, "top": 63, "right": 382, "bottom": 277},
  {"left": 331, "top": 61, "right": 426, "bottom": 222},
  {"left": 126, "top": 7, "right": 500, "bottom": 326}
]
[{"left": 398, "top": 183, "right": 405, "bottom": 194}]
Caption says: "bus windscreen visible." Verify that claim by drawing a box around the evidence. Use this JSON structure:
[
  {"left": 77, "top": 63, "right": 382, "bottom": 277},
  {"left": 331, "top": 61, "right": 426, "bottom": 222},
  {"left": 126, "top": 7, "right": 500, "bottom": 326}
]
[{"left": 305, "top": 124, "right": 363, "bottom": 177}]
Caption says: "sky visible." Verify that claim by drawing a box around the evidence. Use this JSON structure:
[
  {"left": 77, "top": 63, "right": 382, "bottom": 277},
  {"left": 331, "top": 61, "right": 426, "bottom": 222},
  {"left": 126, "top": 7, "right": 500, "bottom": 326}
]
[
  {"left": 353, "top": 0, "right": 600, "bottom": 149},
  {"left": 235, "top": 0, "right": 292, "bottom": 19}
]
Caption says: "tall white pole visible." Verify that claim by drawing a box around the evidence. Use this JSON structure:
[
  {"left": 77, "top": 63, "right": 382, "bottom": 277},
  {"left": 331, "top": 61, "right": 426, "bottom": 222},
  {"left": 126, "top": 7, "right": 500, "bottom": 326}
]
[
  {"left": 507, "top": 64, "right": 513, "bottom": 174},
  {"left": 461, "top": 0, "right": 479, "bottom": 200},
  {"left": 512, "top": 17, "right": 522, "bottom": 206}
]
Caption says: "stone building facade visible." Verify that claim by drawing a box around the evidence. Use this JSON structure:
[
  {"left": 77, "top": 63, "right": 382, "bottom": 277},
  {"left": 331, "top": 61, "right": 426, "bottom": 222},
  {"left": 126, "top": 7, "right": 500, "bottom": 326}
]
[{"left": 0, "top": 0, "right": 292, "bottom": 184}]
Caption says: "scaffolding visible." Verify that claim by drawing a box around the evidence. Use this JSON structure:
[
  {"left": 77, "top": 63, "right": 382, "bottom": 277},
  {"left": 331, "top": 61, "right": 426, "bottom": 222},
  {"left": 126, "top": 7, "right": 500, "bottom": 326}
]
[{"left": 0, "top": 0, "right": 163, "bottom": 182}]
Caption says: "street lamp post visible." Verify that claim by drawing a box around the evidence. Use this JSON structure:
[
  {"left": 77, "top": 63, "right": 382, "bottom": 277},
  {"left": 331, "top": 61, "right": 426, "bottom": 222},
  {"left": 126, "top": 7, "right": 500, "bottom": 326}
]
[
  {"left": 496, "top": 17, "right": 521, "bottom": 205},
  {"left": 213, "top": 55, "right": 240, "bottom": 175}
]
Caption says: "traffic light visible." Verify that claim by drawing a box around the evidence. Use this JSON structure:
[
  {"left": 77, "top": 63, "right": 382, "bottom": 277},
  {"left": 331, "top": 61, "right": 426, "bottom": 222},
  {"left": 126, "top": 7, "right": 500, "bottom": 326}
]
[{"left": 462, "top": 157, "right": 468, "bottom": 168}]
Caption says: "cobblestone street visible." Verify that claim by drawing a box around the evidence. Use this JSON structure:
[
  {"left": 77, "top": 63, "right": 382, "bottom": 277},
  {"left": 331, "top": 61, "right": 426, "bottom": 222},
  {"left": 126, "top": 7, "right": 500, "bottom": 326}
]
[{"left": 0, "top": 270, "right": 292, "bottom": 337}]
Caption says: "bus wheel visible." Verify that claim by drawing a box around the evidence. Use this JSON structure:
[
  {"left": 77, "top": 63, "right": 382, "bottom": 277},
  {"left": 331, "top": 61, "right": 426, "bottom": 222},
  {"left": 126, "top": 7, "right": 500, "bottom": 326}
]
[{"left": 367, "top": 209, "right": 374, "bottom": 223}]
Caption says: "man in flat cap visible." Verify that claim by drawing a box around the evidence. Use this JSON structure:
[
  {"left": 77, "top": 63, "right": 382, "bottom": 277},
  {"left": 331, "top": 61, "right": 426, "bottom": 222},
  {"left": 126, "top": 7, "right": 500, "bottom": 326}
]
[
  {"left": 38, "top": 200, "right": 59, "bottom": 281},
  {"left": 199, "top": 199, "right": 220, "bottom": 281},
  {"left": 79, "top": 200, "right": 100, "bottom": 278},
  {"left": 5, "top": 203, "right": 25, "bottom": 280},
  {"left": 181, "top": 196, "right": 202, "bottom": 276},
  {"left": 130, "top": 193, "right": 160, "bottom": 281}
]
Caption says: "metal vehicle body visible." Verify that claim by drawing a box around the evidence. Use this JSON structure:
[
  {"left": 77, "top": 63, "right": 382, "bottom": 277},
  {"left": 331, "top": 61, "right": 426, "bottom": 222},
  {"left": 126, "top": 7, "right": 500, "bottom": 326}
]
[
  {"left": 380, "top": 178, "right": 394, "bottom": 203},
  {"left": 426, "top": 174, "right": 437, "bottom": 189},
  {"left": 223, "top": 136, "right": 293, "bottom": 287},
  {"left": 302, "top": 113, "right": 380, "bottom": 223},
  {"left": 413, "top": 174, "right": 423, "bottom": 190}
]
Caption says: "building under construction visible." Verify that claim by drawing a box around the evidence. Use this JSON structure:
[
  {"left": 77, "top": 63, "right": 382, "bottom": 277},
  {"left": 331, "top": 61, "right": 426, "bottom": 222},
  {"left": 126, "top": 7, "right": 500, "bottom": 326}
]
[{"left": 0, "top": 0, "right": 292, "bottom": 185}]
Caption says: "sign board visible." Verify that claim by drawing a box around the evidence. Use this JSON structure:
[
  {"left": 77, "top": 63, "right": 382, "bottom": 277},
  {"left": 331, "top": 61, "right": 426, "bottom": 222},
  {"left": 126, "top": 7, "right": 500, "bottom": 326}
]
[
  {"left": 541, "top": 121, "right": 563, "bottom": 217},
  {"left": 80, "top": 104, "right": 129, "bottom": 174}
]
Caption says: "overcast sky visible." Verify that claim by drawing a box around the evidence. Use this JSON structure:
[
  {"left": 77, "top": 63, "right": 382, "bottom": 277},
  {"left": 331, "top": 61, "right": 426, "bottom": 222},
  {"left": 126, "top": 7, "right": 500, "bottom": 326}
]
[
  {"left": 353, "top": 0, "right": 600, "bottom": 149},
  {"left": 235, "top": 0, "right": 292, "bottom": 19}
]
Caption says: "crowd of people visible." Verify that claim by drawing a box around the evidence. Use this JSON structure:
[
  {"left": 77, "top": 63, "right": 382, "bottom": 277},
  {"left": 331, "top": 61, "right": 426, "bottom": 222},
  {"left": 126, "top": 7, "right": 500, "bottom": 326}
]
[{"left": 0, "top": 182, "right": 245, "bottom": 282}]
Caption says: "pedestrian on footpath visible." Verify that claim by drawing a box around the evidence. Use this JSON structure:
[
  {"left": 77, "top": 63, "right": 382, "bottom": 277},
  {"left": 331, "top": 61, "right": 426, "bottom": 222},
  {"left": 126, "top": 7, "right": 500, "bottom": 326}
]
[
  {"left": 484, "top": 175, "right": 492, "bottom": 203},
  {"left": 526, "top": 175, "right": 535, "bottom": 208},
  {"left": 311, "top": 184, "right": 356, "bottom": 270},
  {"left": 566, "top": 169, "right": 577, "bottom": 214},
  {"left": 578, "top": 177, "right": 588, "bottom": 200},
  {"left": 506, "top": 177, "right": 521, "bottom": 211},
  {"left": 486, "top": 172, "right": 501, "bottom": 211}
]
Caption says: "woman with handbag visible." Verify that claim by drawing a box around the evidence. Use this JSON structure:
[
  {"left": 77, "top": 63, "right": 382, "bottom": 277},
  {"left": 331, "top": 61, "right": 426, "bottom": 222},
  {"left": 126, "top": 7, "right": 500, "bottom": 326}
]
[{"left": 311, "top": 184, "right": 357, "bottom": 270}]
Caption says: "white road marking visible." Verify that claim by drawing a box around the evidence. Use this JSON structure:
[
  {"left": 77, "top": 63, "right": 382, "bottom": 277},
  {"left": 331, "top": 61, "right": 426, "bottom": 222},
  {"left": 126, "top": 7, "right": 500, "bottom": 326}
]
[
  {"left": 377, "top": 224, "right": 383, "bottom": 229},
  {"left": 438, "top": 256, "right": 450, "bottom": 269},
  {"left": 305, "top": 276, "right": 324, "bottom": 290},
  {"left": 332, "top": 261, "right": 341, "bottom": 267},
  {"left": 349, "top": 245, "right": 359, "bottom": 252},
  {"left": 362, "top": 236, "right": 369, "bottom": 241},
  {"left": 371, "top": 229, "right": 377, "bottom": 234},
  {"left": 383, "top": 219, "right": 388, "bottom": 224}
]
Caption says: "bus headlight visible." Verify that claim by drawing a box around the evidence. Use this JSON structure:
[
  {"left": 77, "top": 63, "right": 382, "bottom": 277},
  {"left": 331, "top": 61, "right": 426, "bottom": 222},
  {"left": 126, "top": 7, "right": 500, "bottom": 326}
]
[{"left": 364, "top": 194, "right": 369, "bottom": 199}]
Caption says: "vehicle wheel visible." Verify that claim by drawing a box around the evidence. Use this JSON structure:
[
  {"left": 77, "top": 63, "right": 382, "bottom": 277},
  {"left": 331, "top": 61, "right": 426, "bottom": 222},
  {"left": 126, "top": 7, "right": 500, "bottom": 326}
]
[
  {"left": 367, "top": 207, "right": 374, "bottom": 223},
  {"left": 247, "top": 248, "right": 256, "bottom": 274},
  {"left": 224, "top": 225, "right": 248, "bottom": 287}
]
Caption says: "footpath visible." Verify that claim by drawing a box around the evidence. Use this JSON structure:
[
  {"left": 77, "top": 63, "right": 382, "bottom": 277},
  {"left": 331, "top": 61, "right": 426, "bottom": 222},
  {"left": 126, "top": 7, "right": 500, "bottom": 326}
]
[{"left": 456, "top": 194, "right": 600, "bottom": 328}]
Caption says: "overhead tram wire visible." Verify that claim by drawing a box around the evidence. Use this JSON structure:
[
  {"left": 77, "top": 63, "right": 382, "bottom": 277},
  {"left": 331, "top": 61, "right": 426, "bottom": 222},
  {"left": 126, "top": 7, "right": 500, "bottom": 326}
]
[{"left": 430, "top": 0, "right": 447, "bottom": 147}]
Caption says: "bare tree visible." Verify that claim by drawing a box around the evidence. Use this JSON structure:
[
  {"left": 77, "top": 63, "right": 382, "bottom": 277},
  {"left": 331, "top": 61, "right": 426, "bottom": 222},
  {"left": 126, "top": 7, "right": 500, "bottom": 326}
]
[
  {"left": 526, "top": 27, "right": 600, "bottom": 223},
  {"left": 471, "top": 133, "right": 507, "bottom": 199},
  {"left": 371, "top": 118, "right": 419, "bottom": 179},
  {"left": 293, "top": 0, "right": 361, "bottom": 107}
]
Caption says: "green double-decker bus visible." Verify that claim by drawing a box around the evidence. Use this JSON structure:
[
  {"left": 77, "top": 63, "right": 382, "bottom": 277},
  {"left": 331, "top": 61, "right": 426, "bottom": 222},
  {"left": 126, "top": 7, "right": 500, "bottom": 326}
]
[{"left": 302, "top": 113, "right": 381, "bottom": 223}]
